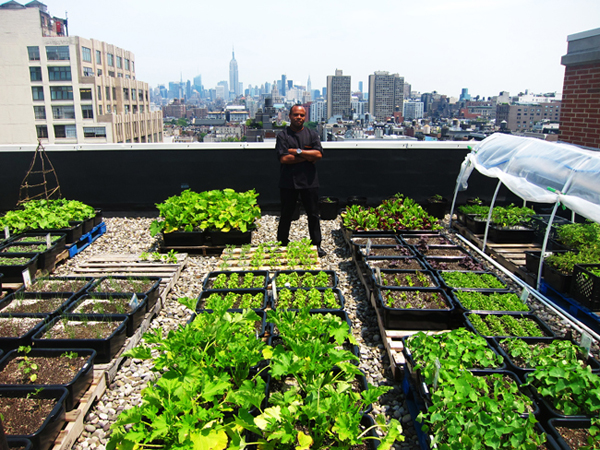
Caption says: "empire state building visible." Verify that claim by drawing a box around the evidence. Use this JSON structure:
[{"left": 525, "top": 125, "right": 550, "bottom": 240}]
[{"left": 229, "top": 49, "right": 239, "bottom": 97}]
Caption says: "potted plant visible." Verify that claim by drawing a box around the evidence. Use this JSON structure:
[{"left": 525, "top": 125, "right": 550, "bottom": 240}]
[
  {"left": 318, "top": 196, "right": 340, "bottom": 220},
  {"left": 422, "top": 194, "right": 449, "bottom": 220},
  {"left": 488, "top": 204, "right": 536, "bottom": 243}
]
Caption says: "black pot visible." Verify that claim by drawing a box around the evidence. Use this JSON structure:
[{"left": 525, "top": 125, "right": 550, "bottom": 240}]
[
  {"left": 206, "top": 229, "right": 253, "bottom": 246},
  {"left": 0, "top": 386, "right": 68, "bottom": 450},
  {"left": 163, "top": 230, "right": 206, "bottom": 247},
  {"left": 0, "top": 348, "right": 96, "bottom": 411},
  {"left": 346, "top": 196, "right": 367, "bottom": 207},
  {"left": 423, "top": 197, "right": 449, "bottom": 219},
  {"left": 318, "top": 197, "right": 340, "bottom": 220}
]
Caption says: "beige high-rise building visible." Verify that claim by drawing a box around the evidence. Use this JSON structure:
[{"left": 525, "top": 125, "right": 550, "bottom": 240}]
[
  {"left": 326, "top": 69, "right": 351, "bottom": 120},
  {"left": 0, "top": 1, "right": 163, "bottom": 144},
  {"left": 368, "top": 71, "right": 404, "bottom": 122}
]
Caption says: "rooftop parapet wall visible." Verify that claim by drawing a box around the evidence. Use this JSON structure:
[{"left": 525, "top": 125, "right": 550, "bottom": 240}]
[{"left": 0, "top": 141, "right": 518, "bottom": 212}]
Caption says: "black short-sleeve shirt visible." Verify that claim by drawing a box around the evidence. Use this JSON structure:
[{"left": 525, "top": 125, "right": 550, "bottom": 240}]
[{"left": 276, "top": 126, "right": 323, "bottom": 189}]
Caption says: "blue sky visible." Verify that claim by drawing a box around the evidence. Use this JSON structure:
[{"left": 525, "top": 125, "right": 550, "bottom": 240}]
[{"left": 44, "top": 0, "right": 600, "bottom": 98}]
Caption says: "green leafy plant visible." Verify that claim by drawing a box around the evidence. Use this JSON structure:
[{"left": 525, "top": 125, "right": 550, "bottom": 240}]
[
  {"left": 16, "top": 345, "right": 38, "bottom": 382},
  {"left": 440, "top": 271, "right": 506, "bottom": 289},
  {"left": 468, "top": 314, "right": 545, "bottom": 337},
  {"left": 455, "top": 291, "right": 529, "bottom": 311},
  {"left": 490, "top": 204, "right": 536, "bottom": 228},
  {"left": 0, "top": 199, "right": 94, "bottom": 233}
]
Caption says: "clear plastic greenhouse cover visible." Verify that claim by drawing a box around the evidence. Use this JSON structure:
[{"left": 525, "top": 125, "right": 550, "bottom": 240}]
[{"left": 457, "top": 133, "right": 600, "bottom": 224}]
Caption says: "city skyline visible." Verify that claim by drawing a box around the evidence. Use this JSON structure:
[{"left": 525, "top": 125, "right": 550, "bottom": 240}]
[{"left": 28, "top": 0, "right": 600, "bottom": 98}]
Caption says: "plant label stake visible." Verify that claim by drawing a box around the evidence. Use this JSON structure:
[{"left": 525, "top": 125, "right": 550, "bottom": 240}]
[
  {"left": 433, "top": 358, "right": 441, "bottom": 391},
  {"left": 129, "top": 293, "right": 139, "bottom": 309},
  {"left": 3, "top": 227, "right": 8, "bottom": 239},
  {"left": 22, "top": 268, "right": 32, "bottom": 288},
  {"left": 375, "top": 268, "right": 382, "bottom": 285},
  {"left": 366, "top": 239, "right": 372, "bottom": 257},
  {"left": 272, "top": 278, "right": 278, "bottom": 304},
  {"left": 46, "top": 233, "right": 52, "bottom": 249},
  {"left": 581, "top": 332, "right": 592, "bottom": 357},
  {"left": 520, "top": 287, "right": 529, "bottom": 303}
]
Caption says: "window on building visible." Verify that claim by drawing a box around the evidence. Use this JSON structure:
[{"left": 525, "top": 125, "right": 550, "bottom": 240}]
[
  {"left": 32, "top": 86, "right": 44, "bottom": 101},
  {"left": 46, "top": 46, "right": 70, "bottom": 61},
  {"left": 50, "top": 86, "right": 73, "bottom": 100},
  {"left": 28, "top": 46, "right": 40, "bottom": 61},
  {"left": 131, "top": 61, "right": 135, "bottom": 72},
  {"left": 54, "top": 124, "right": 77, "bottom": 138},
  {"left": 48, "top": 66, "right": 71, "bottom": 81},
  {"left": 107, "top": 53, "right": 114, "bottom": 66},
  {"left": 83, "top": 127, "right": 106, "bottom": 138},
  {"left": 83, "top": 67, "right": 94, "bottom": 77},
  {"left": 52, "top": 105, "right": 75, "bottom": 119},
  {"left": 105, "top": 86, "right": 111, "bottom": 100},
  {"left": 80, "top": 88, "right": 92, "bottom": 100},
  {"left": 98, "top": 105, "right": 103, "bottom": 115},
  {"left": 106, "top": 104, "right": 111, "bottom": 113},
  {"left": 29, "top": 66, "right": 42, "bottom": 81},
  {"left": 145, "top": 91, "right": 148, "bottom": 101},
  {"left": 123, "top": 88, "right": 129, "bottom": 100},
  {"left": 125, "top": 74, "right": 130, "bottom": 79},
  {"left": 36, "top": 125, "right": 48, "bottom": 139},
  {"left": 97, "top": 68, "right": 102, "bottom": 76},
  {"left": 139, "top": 91, "right": 144, "bottom": 101},
  {"left": 108, "top": 71, "right": 115, "bottom": 77},
  {"left": 118, "top": 73, "right": 123, "bottom": 78},
  {"left": 139, "top": 104, "right": 144, "bottom": 113},
  {"left": 117, "top": 56, "right": 122, "bottom": 69},
  {"left": 97, "top": 86, "right": 102, "bottom": 100},
  {"left": 81, "top": 104, "right": 94, "bottom": 119},
  {"left": 33, "top": 106, "right": 46, "bottom": 119},
  {"left": 133, "top": 105, "right": 138, "bottom": 114},
  {"left": 82, "top": 47, "right": 92, "bottom": 62},
  {"left": 124, "top": 59, "right": 130, "bottom": 71},
  {"left": 112, "top": 87, "right": 116, "bottom": 99},
  {"left": 131, "top": 88, "right": 136, "bottom": 99},
  {"left": 124, "top": 104, "right": 130, "bottom": 114},
  {"left": 96, "top": 50, "right": 102, "bottom": 64}
]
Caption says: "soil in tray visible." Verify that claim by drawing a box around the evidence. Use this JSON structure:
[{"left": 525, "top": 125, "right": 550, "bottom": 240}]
[
  {"left": 363, "top": 246, "right": 412, "bottom": 257},
  {"left": 427, "top": 257, "right": 485, "bottom": 271},
  {"left": 0, "top": 354, "right": 87, "bottom": 384},
  {"left": 404, "top": 236, "right": 452, "bottom": 246},
  {"left": 91, "top": 277, "right": 156, "bottom": 293},
  {"left": 0, "top": 296, "right": 66, "bottom": 314},
  {"left": 42, "top": 320, "right": 120, "bottom": 339},
  {"left": 498, "top": 341, "right": 594, "bottom": 370},
  {"left": 70, "top": 298, "right": 133, "bottom": 315},
  {"left": 352, "top": 237, "right": 397, "bottom": 245},
  {"left": 420, "top": 247, "right": 466, "bottom": 257},
  {"left": 0, "top": 396, "right": 57, "bottom": 435},
  {"left": 1, "top": 244, "right": 48, "bottom": 253},
  {"left": 556, "top": 427, "right": 590, "bottom": 448},
  {"left": 381, "top": 290, "right": 447, "bottom": 309},
  {"left": 12, "top": 235, "right": 63, "bottom": 244},
  {"left": 379, "top": 272, "right": 437, "bottom": 288},
  {"left": 367, "top": 258, "right": 424, "bottom": 270},
  {"left": 0, "top": 317, "right": 43, "bottom": 337},
  {"left": 26, "top": 278, "right": 89, "bottom": 293}
]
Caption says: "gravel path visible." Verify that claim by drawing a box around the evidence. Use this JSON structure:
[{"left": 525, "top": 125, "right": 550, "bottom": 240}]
[{"left": 53, "top": 215, "right": 594, "bottom": 450}]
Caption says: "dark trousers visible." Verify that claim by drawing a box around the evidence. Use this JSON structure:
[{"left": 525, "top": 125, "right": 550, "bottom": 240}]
[{"left": 277, "top": 187, "right": 322, "bottom": 246}]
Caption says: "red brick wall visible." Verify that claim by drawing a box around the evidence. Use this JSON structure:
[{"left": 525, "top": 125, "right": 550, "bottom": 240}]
[{"left": 560, "top": 62, "right": 600, "bottom": 147}]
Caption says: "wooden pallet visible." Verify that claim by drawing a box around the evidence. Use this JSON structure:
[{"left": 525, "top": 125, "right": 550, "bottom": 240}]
[
  {"left": 160, "top": 244, "right": 225, "bottom": 256},
  {"left": 51, "top": 370, "right": 107, "bottom": 450}
]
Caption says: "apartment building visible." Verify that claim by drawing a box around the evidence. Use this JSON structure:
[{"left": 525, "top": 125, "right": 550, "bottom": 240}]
[
  {"left": 0, "top": 1, "right": 162, "bottom": 144},
  {"left": 326, "top": 69, "right": 351, "bottom": 120},
  {"left": 496, "top": 103, "right": 561, "bottom": 132},
  {"left": 368, "top": 71, "right": 404, "bottom": 122}
]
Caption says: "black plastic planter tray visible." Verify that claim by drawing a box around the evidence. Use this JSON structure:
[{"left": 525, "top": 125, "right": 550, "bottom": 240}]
[
  {"left": 190, "top": 309, "right": 269, "bottom": 339},
  {"left": 205, "top": 229, "right": 253, "bottom": 246},
  {"left": 526, "top": 372, "right": 593, "bottom": 421},
  {"left": 37, "top": 221, "right": 83, "bottom": 245},
  {"left": 357, "top": 244, "right": 415, "bottom": 259},
  {"left": 402, "top": 334, "right": 506, "bottom": 402},
  {"left": 7, "top": 232, "right": 66, "bottom": 253},
  {"left": 0, "top": 314, "right": 48, "bottom": 352},
  {"left": 350, "top": 234, "right": 402, "bottom": 247},
  {"left": 488, "top": 224, "right": 535, "bottom": 244},
  {"left": 546, "top": 417, "right": 593, "bottom": 450},
  {"left": 372, "top": 269, "right": 440, "bottom": 290},
  {"left": 0, "top": 386, "right": 68, "bottom": 450},
  {"left": 203, "top": 270, "right": 270, "bottom": 291},
  {"left": 7, "top": 438, "right": 33, "bottom": 449},
  {"left": 66, "top": 293, "right": 147, "bottom": 337},
  {"left": 0, "top": 292, "right": 77, "bottom": 317},
  {"left": 81, "top": 216, "right": 95, "bottom": 235},
  {"left": 423, "top": 255, "right": 485, "bottom": 272},
  {"left": 271, "top": 270, "right": 338, "bottom": 289},
  {"left": 0, "top": 348, "right": 96, "bottom": 411},
  {"left": 570, "top": 264, "right": 600, "bottom": 311},
  {"left": 465, "top": 215, "right": 488, "bottom": 235},
  {"left": 365, "top": 256, "right": 428, "bottom": 272},
  {"left": 32, "top": 314, "right": 128, "bottom": 364},
  {"left": 436, "top": 270, "right": 510, "bottom": 292},
  {"left": 93, "top": 209, "right": 103, "bottom": 227},
  {"left": 20, "top": 276, "right": 94, "bottom": 296},
  {"left": 401, "top": 233, "right": 453, "bottom": 247},
  {"left": 451, "top": 289, "right": 531, "bottom": 314},
  {"left": 543, "top": 264, "right": 573, "bottom": 296},
  {"left": 464, "top": 312, "right": 555, "bottom": 342},
  {"left": 493, "top": 336, "right": 600, "bottom": 383},
  {"left": 525, "top": 250, "right": 571, "bottom": 276},
  {"left": 271, "top": 287, "right": 345, "bottom": 312},
  {"left": 0, "top": 253, "right": 38, "bottom": 284},
  {"left": 196, "top": 289, "right": 269, "bottom": 312},
  {"left": 376, "top": 287, "right": 457, "bottom": 330},
  {"left": 0, "top": 242, "right": 61, "bottom": 274},
  {"left": 414, "top": 245, "right": 471, "bottom": 259},
  {"left": 87, "top": 276, "right": 161, "bottom": 312},
  {"left": 163, "top": 230, "right": 206, "bottom": 246}
]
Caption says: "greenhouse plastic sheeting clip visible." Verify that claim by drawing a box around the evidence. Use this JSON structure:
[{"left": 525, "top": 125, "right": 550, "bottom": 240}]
[{"left": 547, "top": 187, "right": 567, "bottom": 210}]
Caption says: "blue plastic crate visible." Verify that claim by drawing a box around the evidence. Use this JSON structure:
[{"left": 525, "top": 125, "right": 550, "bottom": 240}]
[
  {"left": 66, "top": 222, "right": 106, "bottom": 258},
  {"left": 540, "top": 280, "right": 600, "bottom": 335}
]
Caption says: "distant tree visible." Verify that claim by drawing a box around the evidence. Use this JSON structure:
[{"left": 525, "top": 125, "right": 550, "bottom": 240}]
[
  {"left": 198, "top": 132, "right": 207, "bottom": 142},
  {"left": 177, "top": 118, "right": 189, "bottom": 127},
  {"left": 223, "top": 136, "right": 241, "bottom": 142},
  {"left": 306, "top": 121, "right": 318, "bottom": 130},
  {"left": 170, "top": 119, "right": 177, "bottom": 125}
]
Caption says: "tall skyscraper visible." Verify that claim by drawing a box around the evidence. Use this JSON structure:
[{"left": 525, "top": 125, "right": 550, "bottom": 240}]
[
  {"left": 326, "top": 69, "right": 351, "bottom": 120},
  {"left": 368, "top": 71, "right": 404, "bottom": 122},
  {"left": 281, "top": 74, "right": 287, "bottom": 96},
  {"left": 229, "top": 48, "right": 239, "bottom": 97},
  {"left": 307, "top": 76, "right": 312, "bottom": 95},
  {"left": 358, "top": 81, "right": 363, "bottom": 93},
  {"left": 193, "top": 74, "right": 202, "bottom": 92},
  {"left": 0, "top": 1, "right": 162, "bottom": 144}
]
